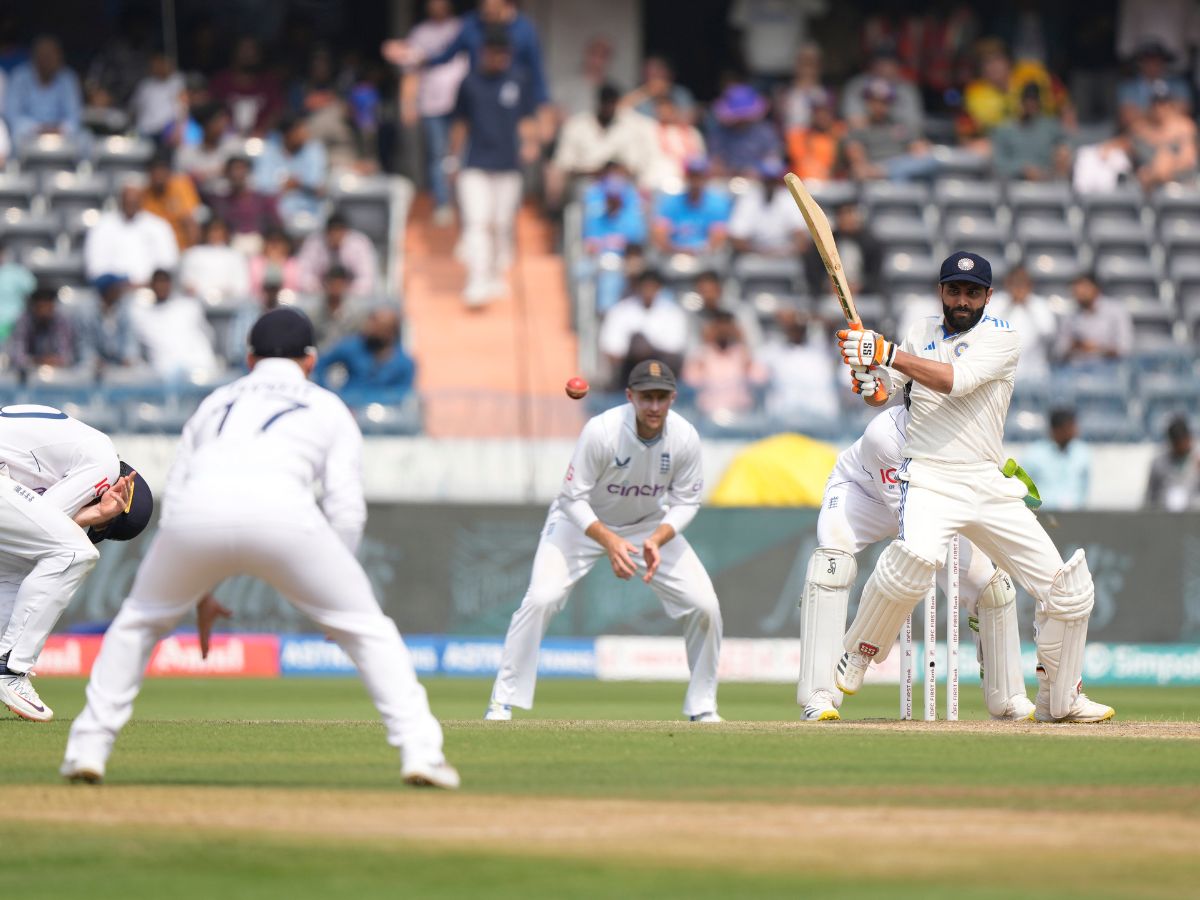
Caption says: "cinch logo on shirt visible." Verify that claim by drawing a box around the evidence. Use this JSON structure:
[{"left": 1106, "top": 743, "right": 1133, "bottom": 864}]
[{"left": 607, "top": 483, "right": 666, "bottom": 497}]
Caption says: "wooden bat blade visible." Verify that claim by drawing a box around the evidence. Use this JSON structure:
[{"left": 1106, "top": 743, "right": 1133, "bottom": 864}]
[{"left": 783, "top": 172, "right": 860, "bottom": 326}]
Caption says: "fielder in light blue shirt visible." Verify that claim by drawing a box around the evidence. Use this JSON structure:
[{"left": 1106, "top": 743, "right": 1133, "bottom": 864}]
[{"left": 1021, "top": 408, "right": 1091, "bottom": 511}]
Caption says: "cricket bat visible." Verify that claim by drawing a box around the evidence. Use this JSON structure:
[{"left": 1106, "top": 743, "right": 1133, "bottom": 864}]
[{"left": 783, "top": 172, "right": 888, "bottom": 403}]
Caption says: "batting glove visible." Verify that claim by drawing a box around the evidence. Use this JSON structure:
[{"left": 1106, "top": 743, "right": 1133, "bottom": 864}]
[
  {"left": 849, "top": 365, "right": 880, "bottom": 396},
  {"left": 837, "top": 328, "right": 897, "bottom": 368}
]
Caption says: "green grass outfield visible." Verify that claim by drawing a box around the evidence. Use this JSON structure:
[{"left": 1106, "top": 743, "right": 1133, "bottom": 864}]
[{"left": 2, "top": 678, "right": 1199, "bottom": 899}]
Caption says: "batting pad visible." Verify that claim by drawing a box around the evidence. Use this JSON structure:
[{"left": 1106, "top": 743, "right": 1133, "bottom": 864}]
[
  {"left": 1038, "top": 550, "right": 1095, "bottom": 718},
  {"left": 843, "top": 541, "right": 935, "bottom": 664},
  {"left": 797, "top": 548, "right": 856, "bottom": 703},
  {"left": 976, "top": 569, "right": 1025, "bottom": 718}
]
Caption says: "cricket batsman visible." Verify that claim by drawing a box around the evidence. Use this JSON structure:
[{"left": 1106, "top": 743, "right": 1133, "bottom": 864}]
[
  {"left": 798, "top": 402, "right": 1033, "bottom": 721},
  {"left": 486, "top": 360, "right": 723, "bottom": 722},
  {"left": 834, "top": 251, "right": 1113, "bottom": 723}
]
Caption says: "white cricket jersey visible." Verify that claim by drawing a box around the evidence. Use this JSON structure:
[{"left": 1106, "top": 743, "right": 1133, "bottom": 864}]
[
  {"left": 830, "top": 405, "right": 909, "bottom": 513},
  {"left": 0, "top": 405, "right": 120, "bottom": 517},
  {"left": 896, "top": 313, "right": 1019, "bottom": 466},
  {"left": 163, "top": 358, "right": 366, "bottom": 552},
  {"left": 554, "top": 404, "right": 703, "bottom": 533}
]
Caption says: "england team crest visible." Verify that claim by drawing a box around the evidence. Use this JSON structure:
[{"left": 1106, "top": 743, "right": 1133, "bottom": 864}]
[{"left": 660, "top": 452, "right": 670, "bottom": 473}]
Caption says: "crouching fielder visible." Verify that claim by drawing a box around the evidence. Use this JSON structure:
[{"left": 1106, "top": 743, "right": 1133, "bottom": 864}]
[
  {"left": 486, "top": 360, "right": 723, "bottom": 722},
  {"left": 798, "top": 404, "right": 1033, "bottom": 721},
  {"left": 63, "top": 309, "right": 458, "bottom": 788},
  {"left": 835, "top": 252, "right": 1113, "bottom": 723}
]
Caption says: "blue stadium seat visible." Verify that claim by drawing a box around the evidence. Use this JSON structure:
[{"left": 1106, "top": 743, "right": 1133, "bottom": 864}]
[
  {"left": 1152, "top": 182, "right": 1200, "bottom": 232},
  {"left": 59, "top": 400, "right": 123, "bottom": 434},
  {"left": 1016, "top": 219, "right": 1079, "bottom": 260},
  {"left": 1088, "top": 218, "right": 1154, "bottom": 262},
  {"left": 1160, "top": 217, "right": 1200, "bottom": 268},
  {"left": 1005, "top": 409, "right": 1048, "bottom": 442},
  {"left": 1079, "top": 183, "right": 1144, "bottom": 227},
  {"left": 881, "top": 252, "right": 940, "bottom": 294},
  {"left": 862, "top": 181, "right": 929, "bottom": 220},
  {"left": 1006, "top": 181, "right": 1072, "bottom": 224},
  {"left": 16, "top": 134, "right": 83, "bottom": 177},
  {"left": 0, "top": 171, "right": 38, "bottom": 212},
  {"left": 1025, "top": 252, "right": 1082, "bottom": 299},
  {"left": 92, "top": 135, "right": 155, "bottom": 179},
  {"left": 805, "top": 181, "right": 858, "bottom": 217},
  {"left": 943, "top": 215, "right": 1008, "bottom": 262},
  {"left": 1131, "top": 334, "right": 1194, "bottom": 374},
  {"left": 41, "top": 170, "right": 108, "bottom": 219},
  {"left": 126, "top": 399, "right": 198, "bottom": 434},
  {"left": 24, "top": 366, "right": 95, "bottom": 406},
  {"left": 328, "top": 174, "right": 394, "bottom": 250},
  {"left": 1076, "top": 410, "right": 1146, "bottom": 442},
  {"left": 1171, "top": 256, "right": 1200, "bottom": 320},
  {"left": 1096, "top": 256, "right": 1162, "bottom": 304},
  {"left": 22, "top": 247, "right": 86, "bottom": 291},
  {"left": 872, "top": 213, "right": 936, "bottom": 256},
  {"left": 934, "top": 179, "right": 1002, "bottom": 219},
  {"left": 351, "top": 393, "right": 423, "bottom": 435},
  {"left": 101, "top": 367, "right": 170, "bottom": 403},
  {"left": 0, "top": 210, "right": 59, "bottom": 256},
  {"left": 732, "top": 254, "right": 802, "bottom": 298},
  {"left": 1139, "top": 372, "right": 1200, "bottom": 433}
]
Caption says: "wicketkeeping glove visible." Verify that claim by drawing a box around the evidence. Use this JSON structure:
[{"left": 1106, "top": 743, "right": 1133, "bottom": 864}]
[{"left": 837, "top": 328, "right": 898, "bottom": 368}]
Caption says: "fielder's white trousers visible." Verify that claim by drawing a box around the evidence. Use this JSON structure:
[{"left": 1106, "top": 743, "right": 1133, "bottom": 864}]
[
  {"left": 66, "top": 510, "right": 444, "bottom": 770},
  {"left": 457, "top": 167, "right": 522, "bottom": 292},
  {"left": 898, "top": 459, "right": 1063, "bottom": 602},
  {"left": 491, "top": 511, "right": 723, "bottom": 717},
  {"left": 0, "top": 472, "right": 98, "bottom": 673}
]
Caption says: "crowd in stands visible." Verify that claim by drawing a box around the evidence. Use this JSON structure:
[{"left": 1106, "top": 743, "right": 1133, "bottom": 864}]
[{"left": 0, "top": 20, "right": 416, "bottom": 430}]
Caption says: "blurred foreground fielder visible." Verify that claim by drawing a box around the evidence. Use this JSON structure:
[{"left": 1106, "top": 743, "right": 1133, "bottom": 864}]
[
  {"left": 63, "top": 308, "right": 459, "bottom": 788},
  {"left": 0, "top": 408, "right": 146, "bottom": 721},
  {"left": 835, "top": 251, "right": 1113, "bottom": 723},
  {"left": 798, "top": 404, "right": 1033, "bottom": 721},
  {"left": 486, "top": 360, "right": 723, "bottom": 721}
]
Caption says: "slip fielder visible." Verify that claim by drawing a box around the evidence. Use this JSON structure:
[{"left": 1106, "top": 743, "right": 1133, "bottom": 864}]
[
  {"left": 798, "top": 403, "right": 1033, "bottom": 721},
  {"left": 835, "top": 251, "right": 1113, "bottom": 723},
  {"left": 0, "top": 406, "right": 147, "bottom": 721},
  {"left": 63, "top": 308, "right": 459, "bottom": 788},
  {"left": 486, "top": 360, "right": 723, "bottom": 722}
]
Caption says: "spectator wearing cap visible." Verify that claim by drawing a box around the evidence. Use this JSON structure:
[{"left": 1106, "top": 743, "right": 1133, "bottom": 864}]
[
  {"left": 643, "top": 93, "right": 706, "bottom": 190},
  {"left": 1117, "top": 39, "right": 1193, "bottom": 129},
  {"left": 705, "top": 84, "right": 783, "bottom": 177},
  {"left": 209, "top": 36, "right": 284, "bottom": 137},
  {"left": 142, "top": 151, "right": 202, "bottom": 250},
  {"left": 1145, "top": 415, "right": 1200, "bottom": 511},
  {"left": 129, "top": 50, "right": 186, "bottom": 138},
  {"left": 841, "top": 47, "right": 923, "bottom": 135},
  {"left": 208, "top": 156, "right": 282, "bottom": 250},
  {"left": 176, "top": 105, "right": 241, "bottom": 194},
  {"left": 0, "top": 239, "right": 35, "bottom": 342},
  {"left": 179, "top": 217, "right": 252, "bottom": 307},
  {"left": 253, "top": 115, "right": 329, "bottom": 220},
  {"left": 7, "top": 286, "right": 83, "bottom": 373},
  {"left": 77, "top": 274, "right": 142, "bottom": 370},
  {"left": 388, "top": 0, "right": 469, "bottom": 226},
  {"left": 1132, "top": 79, "right": 1198, "bottom": 190},
  {"left": 314, "top": 305, "right": 415, "bottom": 403},
  {"left": 842, "top": 78, "right": 937, "bottom": 182},
  {"left": 304, "top": 264, "right": 369, "bottom": 350},
  {"left": 579, "top": 171, "right": 647, "bottom": 314},
  {"left": 785, "top": 87, "right": 842, "bottom": 181},
  {"left": 759, "top": 306, "right": 838, "bottom": 425},
  {"left": 448, "top": 27, "right": 538, "bottom": 306},
  {"left": 802, "top": 202, "right": 881, "bottom": 296},
  {"left": 991, "top": 83, "right": 1071, "bottom": 182},
  {"left": 132, "top": 268, "right": 220, "bottom": 378},
  {"left": 1054, "top": 272, "right": 1134, "bottom": 365},
  {"left": 83, "top": 179, "right": 179, "bottom": 286},
  {"left": 296, "top": 213, "right": 379, "bottom": 298},
  {"left": 1021, "top": 409, "right": 1091, "bottom": 511},
  {"left": 682, "top": 310, "right": 767, "bottom": 419},
  {"left": 548, "top": 83, "right": 656, "bottom": 205},
  {"left": 728, "top": 159, "right": 807, "bottom": 258},
  {"left": 6, "top": 35, "right": 82, "bottom": 144},
  {"left": 599, "top": 269, "right": 689, "bottom": 388},
  {"left": 248, "top": 228, "right": 303, "bottom": 300},
  {"left": 652, "top": 158, "right": 732, "bottom": 256}
]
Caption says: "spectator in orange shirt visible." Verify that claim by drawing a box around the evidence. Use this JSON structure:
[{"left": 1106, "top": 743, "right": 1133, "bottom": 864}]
[
  {"left": 786, "top": 88, "right": 841, "bottom": 181},
  {"left": 141, "top": 151, "right": 200, "bottom": 249}
]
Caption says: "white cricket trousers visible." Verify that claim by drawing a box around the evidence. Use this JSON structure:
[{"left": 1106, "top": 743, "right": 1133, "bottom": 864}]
[
  {"left": 66, "top": 512, "right": 445, "bottom": 769},
  {"left": 457, "top": 167, "right": 522, "bottom": 292},
  {"left": 899, "top": 459, "right": 1063, "bottom": 602},
  {"left": 491, "top": 512, "right": 723, "bottom": 717},
  {"left": 0, "top": 472, "right": 98, "bottom": 673}
]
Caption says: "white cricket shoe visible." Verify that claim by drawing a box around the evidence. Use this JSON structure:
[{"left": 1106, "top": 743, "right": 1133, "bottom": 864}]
[
  {"left": 834, "top": 651, "right": 871, "bottom": 695},
  {"left": 0, "top": 674, "right": 53, "bottom": 722},
  {"left": 401, "top": 758, "right": 461, "bottom": 790},
  {"left": 60, "top": 757, "right": 105, "bottom": 784},
  {"left": 1034, "top": 684, "right": 1115, "bottom": 723},
  {"left": 484, "top": 701, "right": 512, "bottom": 721},
  {"left": 802, "top": 690, "right": 841, "bottom": 721},
  {"left": 688, "top": 711, "right": 723, "bottom": 723},
  {"left": 991, "top": 694, "right": 1036, "bottom": 722}
]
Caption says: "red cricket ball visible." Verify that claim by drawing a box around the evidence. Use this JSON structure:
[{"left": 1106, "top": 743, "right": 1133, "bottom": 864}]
[{"left": 565, "top": 376, "right": 589, "bottom": 400}]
